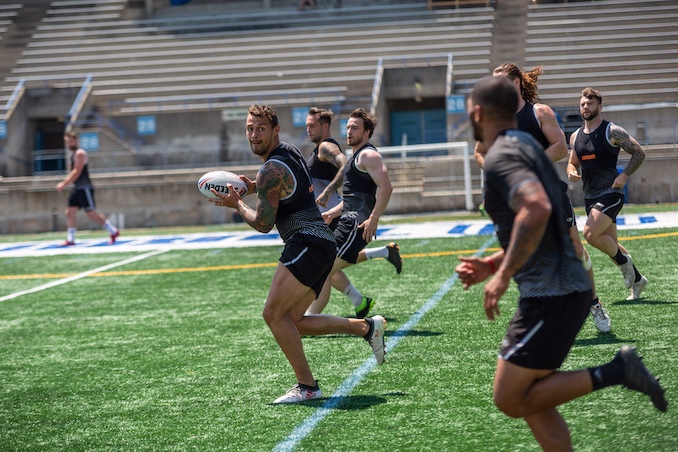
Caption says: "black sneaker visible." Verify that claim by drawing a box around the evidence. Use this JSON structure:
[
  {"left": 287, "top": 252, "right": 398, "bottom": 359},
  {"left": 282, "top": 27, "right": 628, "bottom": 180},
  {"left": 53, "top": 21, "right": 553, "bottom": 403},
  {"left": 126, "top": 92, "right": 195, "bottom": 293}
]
[
  {"left": 619, "top": 345, "right": 668, "bottom": 412},
  {"left": 386, "top": 242, "right": 402, "bottom": 274}
]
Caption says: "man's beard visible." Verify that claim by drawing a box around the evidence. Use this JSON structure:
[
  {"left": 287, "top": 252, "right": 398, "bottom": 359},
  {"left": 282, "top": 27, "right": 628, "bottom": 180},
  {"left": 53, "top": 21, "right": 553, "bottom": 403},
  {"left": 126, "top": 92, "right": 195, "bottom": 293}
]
[
  {"left": 469, "top": 114, "right": 483, "bottom": 142},
  {"left": 582, "top": 109, "right": 598, "bottom": 121}
]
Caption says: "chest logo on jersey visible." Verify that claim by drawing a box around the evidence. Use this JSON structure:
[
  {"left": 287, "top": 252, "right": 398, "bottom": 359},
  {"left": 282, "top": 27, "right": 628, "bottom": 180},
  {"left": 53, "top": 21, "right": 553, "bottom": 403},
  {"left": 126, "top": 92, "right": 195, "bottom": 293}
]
[{"left": 582, "top": 155, "right": 597, "bottom": 161}]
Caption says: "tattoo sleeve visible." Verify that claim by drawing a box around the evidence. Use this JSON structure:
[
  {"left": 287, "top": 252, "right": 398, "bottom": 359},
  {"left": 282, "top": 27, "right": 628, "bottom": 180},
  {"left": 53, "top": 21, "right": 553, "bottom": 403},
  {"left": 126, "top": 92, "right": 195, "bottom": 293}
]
[
  {"left": 240, "top": 161, "right": 289, "bottom": 233},
  {"left": 609, "top": 124, "right": 646, "bottom": 175},
  {"left": 503, "top": 181, "right": 550, "bottom": 276}
]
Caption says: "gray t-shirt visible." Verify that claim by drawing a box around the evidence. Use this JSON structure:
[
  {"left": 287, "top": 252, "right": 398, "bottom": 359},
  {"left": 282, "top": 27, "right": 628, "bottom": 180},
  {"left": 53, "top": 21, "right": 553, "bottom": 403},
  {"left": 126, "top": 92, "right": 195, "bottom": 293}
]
[{"left": 483, "top": 130, "right": 591, "bottom": 298}]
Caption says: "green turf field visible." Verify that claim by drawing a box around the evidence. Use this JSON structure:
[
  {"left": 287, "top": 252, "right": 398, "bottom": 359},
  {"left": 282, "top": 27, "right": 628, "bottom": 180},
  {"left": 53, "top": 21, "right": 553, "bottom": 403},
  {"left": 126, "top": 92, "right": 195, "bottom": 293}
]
[{"left": 1, "top": 229, "right": 676, "bottom": 451}]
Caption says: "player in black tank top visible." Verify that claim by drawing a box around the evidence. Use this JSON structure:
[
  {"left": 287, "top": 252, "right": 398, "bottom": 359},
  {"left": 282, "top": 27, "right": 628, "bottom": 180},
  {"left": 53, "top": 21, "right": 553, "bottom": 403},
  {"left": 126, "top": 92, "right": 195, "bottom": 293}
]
[
  {"left": 209, "top": 105, "right": 387, "bottom": 404},
  {"left": 567, "top": 88, "right": 648, "bottom": 301},
  {"left": 56, "top": 131, "right": 119, "bottom": 246}
]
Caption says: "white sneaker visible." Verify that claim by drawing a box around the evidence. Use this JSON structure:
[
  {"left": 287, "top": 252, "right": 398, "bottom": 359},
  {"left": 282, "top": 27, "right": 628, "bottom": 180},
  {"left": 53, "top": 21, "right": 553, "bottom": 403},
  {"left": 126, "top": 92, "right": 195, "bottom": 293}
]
[
  {"left": 619, "top": 254, "right": 635, "bottom": 289},
  {"left": 366, "top": 315, "right": 386, "bottom": 365},
  {"left": 590, "top": 300, "right": 611, "bottom": 333},
  {"left": 627, "top": 275, "right": 649, "bottom": 300},
  {"left": 272, "top": 383, "right": 322, "bottom": 404}
]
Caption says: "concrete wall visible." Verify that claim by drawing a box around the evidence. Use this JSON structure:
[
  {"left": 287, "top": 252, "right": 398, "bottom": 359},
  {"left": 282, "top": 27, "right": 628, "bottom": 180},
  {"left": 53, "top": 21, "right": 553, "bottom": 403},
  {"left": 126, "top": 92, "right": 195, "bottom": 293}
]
[{"left": 2, "top": 149, "right": 677, "bottom": 235}]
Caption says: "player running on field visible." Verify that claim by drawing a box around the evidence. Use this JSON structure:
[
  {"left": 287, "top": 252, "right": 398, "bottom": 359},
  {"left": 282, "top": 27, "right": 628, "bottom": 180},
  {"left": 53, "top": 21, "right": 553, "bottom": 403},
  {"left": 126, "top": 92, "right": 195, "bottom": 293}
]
[{"left": 209, "top": 104, "right": 386, "bottom": 404}]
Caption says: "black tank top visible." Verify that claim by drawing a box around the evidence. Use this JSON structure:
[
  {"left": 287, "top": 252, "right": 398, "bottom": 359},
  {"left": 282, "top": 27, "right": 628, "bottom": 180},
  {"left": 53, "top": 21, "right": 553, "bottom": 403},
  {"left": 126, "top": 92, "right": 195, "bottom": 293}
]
[
  {"left": 515, "top": 101, "right": 550, "bottom": 151},
  {"left": 307, "top": 138, "right": 341, "bottom": 181},
  {"left": 266, "top": 142, "right": 335, "bottom": 243},
  {"left": 71, "top": 151, "right": 93, "bottom": 189},
  {"left": 341, "top": 144, "right": 378, "bottom": 222},
  {"left": 573, "top": 120, "right": 622, "bottom": 199}
]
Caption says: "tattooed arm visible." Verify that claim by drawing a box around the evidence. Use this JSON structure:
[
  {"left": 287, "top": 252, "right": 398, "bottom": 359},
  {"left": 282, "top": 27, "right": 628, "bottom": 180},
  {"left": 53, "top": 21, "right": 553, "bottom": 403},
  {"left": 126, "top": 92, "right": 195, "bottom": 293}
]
[
  {"left": 608, "top": 123, "right": 646, "bottom": 189},
  {"left": 482, "top": 180, "right": 552, "bottom": 320}
]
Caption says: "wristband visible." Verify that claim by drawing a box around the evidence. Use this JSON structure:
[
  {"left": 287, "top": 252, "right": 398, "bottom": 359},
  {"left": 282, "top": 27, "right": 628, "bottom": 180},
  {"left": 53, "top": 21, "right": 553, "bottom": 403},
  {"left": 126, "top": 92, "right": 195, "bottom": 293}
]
[{"left": 485, "top": 257, "right": 496, "bottom": 274}]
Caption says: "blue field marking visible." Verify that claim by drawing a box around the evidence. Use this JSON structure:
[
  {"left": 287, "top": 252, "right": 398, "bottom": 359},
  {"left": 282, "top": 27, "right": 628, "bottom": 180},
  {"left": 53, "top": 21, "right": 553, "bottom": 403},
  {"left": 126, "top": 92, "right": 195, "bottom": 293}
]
[
  {"left": 0, "top": 244, "right": 32, "bottom": 252},
  {"left": 448, "top": 224, "right": 470, "bottom": 234},
  {"left": 273, "top": 236, "right": 498, "bottom": 452},
  {"left": 186, "top": 235, "right": 233, "bottom": 243},
  {"left": 478, "top": 223, "right": 495, "bottom": 235},
  {"left": 242, "top": 233, "right": 281, "bottom": 241},
  {"left": 0, "top": 212, "right": 675, "bottom": 258}
]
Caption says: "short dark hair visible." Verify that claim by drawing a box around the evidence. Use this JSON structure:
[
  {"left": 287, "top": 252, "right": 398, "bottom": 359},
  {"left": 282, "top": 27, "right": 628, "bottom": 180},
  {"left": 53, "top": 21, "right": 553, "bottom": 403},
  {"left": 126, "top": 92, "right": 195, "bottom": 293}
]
[
  {"left": 64, "top": 131, "right": 78, "bottom": 139},
  {"left": 349, "top": 108, "right": 377, "bottom": 138},
  {"left": 471, "top": 76, "right": 518, "bottom": 122},
  {"left": 308, "top": 107, "right": 333, "bottom": 126},
  {"left": 581, "top": 87, "right": 603, "bottom": 104},
  {"left": 248, "top": 104, "right": 279, "bottom": 128}
]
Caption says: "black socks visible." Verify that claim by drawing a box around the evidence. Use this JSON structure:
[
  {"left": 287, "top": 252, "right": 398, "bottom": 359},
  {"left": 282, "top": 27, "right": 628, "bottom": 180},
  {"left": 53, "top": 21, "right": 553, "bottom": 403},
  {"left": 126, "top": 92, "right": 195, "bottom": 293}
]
[{"left": 588, "top": 353, "right": 625, "bottom": 391}]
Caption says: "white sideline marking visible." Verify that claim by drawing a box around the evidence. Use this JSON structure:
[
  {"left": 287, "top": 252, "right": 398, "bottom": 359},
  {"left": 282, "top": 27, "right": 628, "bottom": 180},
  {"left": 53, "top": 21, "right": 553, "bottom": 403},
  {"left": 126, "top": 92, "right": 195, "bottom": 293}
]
[
  {"left": 273, "top": 237, "right": 497, "bottom": 452},
  {"left": 0, "top": 249, "right": 168, "bottom": 303}
]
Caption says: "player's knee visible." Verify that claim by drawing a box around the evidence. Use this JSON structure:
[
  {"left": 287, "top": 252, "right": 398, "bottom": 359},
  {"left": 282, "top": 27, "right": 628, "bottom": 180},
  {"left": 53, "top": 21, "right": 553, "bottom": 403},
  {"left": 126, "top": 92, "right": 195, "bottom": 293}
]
[{"left": 493, "top": 392, "right": 524, "bottom": 418}]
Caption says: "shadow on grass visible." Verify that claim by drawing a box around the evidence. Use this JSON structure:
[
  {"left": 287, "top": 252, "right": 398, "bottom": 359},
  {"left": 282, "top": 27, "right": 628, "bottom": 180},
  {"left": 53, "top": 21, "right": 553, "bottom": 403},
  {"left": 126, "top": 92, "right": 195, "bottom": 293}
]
[
  {"left": 269, "top": 394, "right": 390, "bottom": 410},
  {"left": 611, "top": 298, "right": 677, "bottom": 306},
  {"left": 575, "top": 332, "right": 626, "bottom": 347},
  {"left": 302, "top": 330, "right": 444, "bottom": 340}
]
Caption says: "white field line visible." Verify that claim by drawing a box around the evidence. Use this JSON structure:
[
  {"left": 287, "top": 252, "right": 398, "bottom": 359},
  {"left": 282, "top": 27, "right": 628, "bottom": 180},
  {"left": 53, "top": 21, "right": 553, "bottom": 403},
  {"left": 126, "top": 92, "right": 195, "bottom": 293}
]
[
  {"left": 0, "top": 249, "right": 168, "bottom": 303},
  {"left": 273, "top": 236, "right": 497, "bottom": 452}
]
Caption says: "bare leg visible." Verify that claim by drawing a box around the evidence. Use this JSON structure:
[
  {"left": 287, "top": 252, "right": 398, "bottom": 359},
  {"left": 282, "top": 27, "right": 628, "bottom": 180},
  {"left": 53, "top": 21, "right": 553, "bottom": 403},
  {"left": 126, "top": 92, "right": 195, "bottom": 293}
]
[
  {"left": 524, "top": 409, "right": 573, "bottom": 452},
  {"left": 65, "top": 207, "right": 78, "bottom": 229},
  {"left": 307, "top": 257, "right": 351, "bottom": 314},
  {"left": 569, "top": 225, "right": 596, "bottom": 299},
  {"left": 85, "top": 210, "right": 107, "bottom": 227},
  {"left": 263, "top": 263, "right": 370, "bottom": 386},
  {"left": 583, "top": 210, "right": 618, "bottom": 258},
  {"left": 493, "top": 359, "right": 593, "bottom": 449}
]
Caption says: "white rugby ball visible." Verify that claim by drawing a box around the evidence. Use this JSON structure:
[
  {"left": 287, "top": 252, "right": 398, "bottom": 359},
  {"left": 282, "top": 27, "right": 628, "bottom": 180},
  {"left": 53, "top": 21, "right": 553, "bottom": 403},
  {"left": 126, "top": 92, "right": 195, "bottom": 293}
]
[{"left": 197, "top": 170, "right": 248, "bottom": 199}]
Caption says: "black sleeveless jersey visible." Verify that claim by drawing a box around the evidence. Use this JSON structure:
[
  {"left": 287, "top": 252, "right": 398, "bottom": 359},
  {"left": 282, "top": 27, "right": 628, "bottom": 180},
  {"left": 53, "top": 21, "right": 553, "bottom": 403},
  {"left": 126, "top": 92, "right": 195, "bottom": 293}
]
[
  {"left": 265, "top": 142, "right": 335, "bottom": 243},
  {"left": 307, "top": 138, "right": 341, "bottom": 181},
  {"left": 71, "top": 150, "right": 93, "bottom": 189},
  {"left": 572, "top": 120, "right": 622, "bottom": 199},
  {"left": 341, "top": 143, "right": 378, "bottom": 222},
  {"left": 515, "top": 102, "right": 550, "bottom": 151}
]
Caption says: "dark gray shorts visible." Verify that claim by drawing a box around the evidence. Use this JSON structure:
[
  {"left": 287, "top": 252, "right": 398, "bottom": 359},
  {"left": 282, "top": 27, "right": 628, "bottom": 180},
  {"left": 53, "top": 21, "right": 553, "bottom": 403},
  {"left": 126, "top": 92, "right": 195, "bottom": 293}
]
[{"left": 499, "top": 290, "right": 591, "bottom": 370}]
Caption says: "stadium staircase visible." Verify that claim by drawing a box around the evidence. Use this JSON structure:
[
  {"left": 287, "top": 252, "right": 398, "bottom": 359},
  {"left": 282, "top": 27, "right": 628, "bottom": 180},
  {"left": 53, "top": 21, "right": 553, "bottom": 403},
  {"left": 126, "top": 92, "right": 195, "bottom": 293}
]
[{"left": 0, "top": 0, "right": 495, "bottom": 117}]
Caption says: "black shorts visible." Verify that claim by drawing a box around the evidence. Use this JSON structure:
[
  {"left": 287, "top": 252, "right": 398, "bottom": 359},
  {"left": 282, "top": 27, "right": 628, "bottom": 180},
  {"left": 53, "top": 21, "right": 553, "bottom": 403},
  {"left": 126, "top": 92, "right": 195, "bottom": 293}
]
[
  {"left": 333, "top": 215, "right": 368, "bottom": 264},
  {"left": 68, "top": 188, "right": 96, "bottom": 212},
  {"left": 280, "top": 234, "right": 335, "bottom": 297},
  {"left": 499, "top": 290, "right": 591, "bottom": 370},
  {"left": 585, "top": 193, "right": 624, "bottom": 223}
]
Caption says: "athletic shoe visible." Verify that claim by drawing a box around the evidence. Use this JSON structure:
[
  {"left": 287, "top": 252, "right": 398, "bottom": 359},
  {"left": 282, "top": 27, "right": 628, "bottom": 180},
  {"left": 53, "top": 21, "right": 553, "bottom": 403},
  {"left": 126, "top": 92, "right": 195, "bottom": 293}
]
[
  {"left": 109, "top": 230, "right": 120, "bottom": 245},
  {"left": 272, "top": 382, "right": 322, "bottom": 404},
  {"left": 386, "top": 242, "right": 402, "bottom": 274},
  {"left": 627, "top": 275, "right": 649, "bottom": 300},
  {"left": 59, "top": 240, "right": 75, "bottom": 247},
  {"left": 589, "top": 300, "right": 611, "bottom": 333},
  {"left": 355, "top": 297, "right": 374, "bottom": 319},
  {"left": 366, "top": 315, "right": 386, "bottom": 365},
  {"left": 618, "top": 345, "right": 668, "bottom": 412},
  {"left": 619, "top": 254, "right": 635, "bottom": 289}
]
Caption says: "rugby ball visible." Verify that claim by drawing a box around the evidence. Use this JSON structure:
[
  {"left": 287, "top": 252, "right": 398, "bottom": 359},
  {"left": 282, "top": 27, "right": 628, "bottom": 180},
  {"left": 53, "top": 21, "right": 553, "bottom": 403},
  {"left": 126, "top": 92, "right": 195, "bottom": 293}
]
[{"left": 197, "top": 170, "right": 248, "bottom": 199}]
